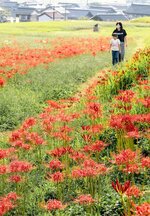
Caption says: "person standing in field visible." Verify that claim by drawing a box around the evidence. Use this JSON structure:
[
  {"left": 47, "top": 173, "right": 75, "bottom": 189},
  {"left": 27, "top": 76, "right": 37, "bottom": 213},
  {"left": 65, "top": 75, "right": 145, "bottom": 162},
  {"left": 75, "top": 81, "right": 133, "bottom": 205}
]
[
  {"left": 113, "top": 22, "right": 127, "bottom": 62},
  {"left": 110, "top": 33, "right": 121, "bottom": 65}
]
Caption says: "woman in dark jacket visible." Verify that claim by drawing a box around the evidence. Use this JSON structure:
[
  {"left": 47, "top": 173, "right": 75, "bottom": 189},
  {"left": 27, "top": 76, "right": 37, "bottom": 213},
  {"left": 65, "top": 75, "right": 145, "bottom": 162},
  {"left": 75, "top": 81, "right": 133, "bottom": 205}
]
[{"left": 113, "top": 22, "right": 127, "bottom": 62}]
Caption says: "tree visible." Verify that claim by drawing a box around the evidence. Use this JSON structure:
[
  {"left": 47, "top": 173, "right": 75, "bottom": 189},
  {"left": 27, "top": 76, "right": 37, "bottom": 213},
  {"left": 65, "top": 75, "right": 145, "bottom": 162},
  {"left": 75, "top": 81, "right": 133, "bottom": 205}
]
[{"left": 0, "top": 7, "right": 10, "bottom": 22}]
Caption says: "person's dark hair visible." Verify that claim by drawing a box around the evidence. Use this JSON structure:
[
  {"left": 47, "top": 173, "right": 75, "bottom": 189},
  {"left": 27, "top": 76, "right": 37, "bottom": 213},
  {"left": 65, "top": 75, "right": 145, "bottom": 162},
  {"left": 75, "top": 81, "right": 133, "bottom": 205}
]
[{"left": 116, "top": 22, "right": 123, "bottom": 30}]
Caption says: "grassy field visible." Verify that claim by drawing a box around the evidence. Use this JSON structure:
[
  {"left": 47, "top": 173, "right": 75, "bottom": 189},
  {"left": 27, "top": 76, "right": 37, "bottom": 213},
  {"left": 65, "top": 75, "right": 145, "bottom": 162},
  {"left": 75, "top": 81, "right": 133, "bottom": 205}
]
[{"left": 0, "top": 20, "right": 150, "bottom": 131}]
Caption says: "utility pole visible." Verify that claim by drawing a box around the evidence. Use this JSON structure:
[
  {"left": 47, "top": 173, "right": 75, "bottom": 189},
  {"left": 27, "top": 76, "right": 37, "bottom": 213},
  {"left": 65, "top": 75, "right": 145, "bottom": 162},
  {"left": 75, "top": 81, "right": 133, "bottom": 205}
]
[{"left": 53, "top": 6, "right": 55, "bottom": 21}]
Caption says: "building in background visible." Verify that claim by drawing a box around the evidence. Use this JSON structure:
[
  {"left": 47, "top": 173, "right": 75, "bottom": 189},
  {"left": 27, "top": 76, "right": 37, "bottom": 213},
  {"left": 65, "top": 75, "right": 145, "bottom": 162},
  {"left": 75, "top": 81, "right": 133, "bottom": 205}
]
[
  {"left": 125, "top": 3, "right": 150, "bottom": 18},
  {"left": 0, "top": 0, "right": 149, "bottom": 22}
]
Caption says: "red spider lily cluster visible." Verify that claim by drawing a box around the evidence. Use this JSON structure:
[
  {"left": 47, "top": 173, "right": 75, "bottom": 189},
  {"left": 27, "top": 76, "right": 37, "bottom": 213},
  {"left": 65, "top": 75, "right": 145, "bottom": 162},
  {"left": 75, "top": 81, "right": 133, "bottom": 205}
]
[
  {"left": 0, "top": 37, "right": 109, "bottom": 87},
  {"left": 0, "top": 46, "right": 149, "bottom": 215},
  {"left": 0, "top": 192, "right": 19, "bottom": 216}
]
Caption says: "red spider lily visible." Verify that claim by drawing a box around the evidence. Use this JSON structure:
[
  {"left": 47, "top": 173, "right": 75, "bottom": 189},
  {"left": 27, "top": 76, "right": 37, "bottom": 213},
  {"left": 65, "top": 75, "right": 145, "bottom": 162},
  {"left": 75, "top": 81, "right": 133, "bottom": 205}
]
[
  {"left": 83, "top": 140, "right": 107, "bottom": 153},
  {"left": 125, "top": 185, "right": 141, "bottom": 198},
  {"left": 112, "top": 149, "right": 137, "bottom": 165},
  {"left": 82, "top": 134, "right": 92, "bottom": 143},
  {"left": 74, "top": 194, "right": 95, "bottom": 205},
  {"left": 48, "top": 146, "right": 73, "bottom": 158},
  {"left": 135, "top": 202, "right": 150, "bottom": 216},
  {"left": 22, "top": 117, "right": 36, "bottom": 130},
  {"left": 82, "top": 124, "right": 103, "bottom": 134},
  {"left": 126, "top": 130, "right": 140, "bottom": 138},
  {"left": 47, "top": 100, "right": 63, "bottom": 109},
  {"left": 0, "top": 76, "right": 5, "bottom": 87},
  {"left": 112, "top": 179, "right": 130, "bottom": 195},
  {"left": 0, "top": 148, "right": 15, "bottom": 160},
  {"left": 123, "top": 164, "right": 139, "bottom": 174},
  {"left": 69, "top": 151, "right": 87, "bottom": 162},
  {"left": 72, "top": 168, "right": 88, "bottom": 178},
  {"left": 9, "top": 160, "right": 33, "bottom": 173},
  {"left": 9, "top": 175, "right": 22, "bottom": 183},
  {"left": 49, "top": 171, "right": 64, "bottom": 183},
  {"left": 83, "top": 159, "right": 97, "bottom": 168},
  {"left": 45, "top": 199, "right": 66, "bottom": 211},
  {"left": 138, "top": 97, "right": 150, "bottom": 108},
  {"left": 85, "top": 102, "right": 102, "bottom": 119},
  {"left": 110, "top": 114, "right": 138, "bottom": 132},
  {"left": 0, "top": 165, "right": 7, "bottom": 175},
  {"left": 52, "top": 131, "right": 72, "bottom": 142},
  {"left": 0, "top": 192, "right": 19, "bottom": 216},
  {"left": 115, "top": 90, "right": 135, "bottom": 103},
  {"left": 72, "top": 161, "right": 107, "bottom": 178},
  {"left": 141, "top": 157, "right": 150, "bottom": 168},
  {"left": 25, "top": 132, "right": 45, "bottom": 146},
  {"left": 10, "top": 140, "right": 31, "bottom": 151},
  {"left": 49, "top": 159, "right": 64, "bottom": 170}
]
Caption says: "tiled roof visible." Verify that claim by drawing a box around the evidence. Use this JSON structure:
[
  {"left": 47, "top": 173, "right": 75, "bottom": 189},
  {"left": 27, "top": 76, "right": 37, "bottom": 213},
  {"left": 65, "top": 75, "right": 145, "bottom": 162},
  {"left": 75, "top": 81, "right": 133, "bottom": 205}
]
[{"left": 125, "top": 4, "right": 150, "bottom": 15}]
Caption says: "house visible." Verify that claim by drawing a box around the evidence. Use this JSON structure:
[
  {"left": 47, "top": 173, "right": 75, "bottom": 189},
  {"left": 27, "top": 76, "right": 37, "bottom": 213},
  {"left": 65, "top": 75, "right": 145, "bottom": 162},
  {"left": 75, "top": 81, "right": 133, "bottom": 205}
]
[
  {"left": 125, "top": 3, "right": 150, "bottom": 19},
  {"left": 91, "top": 13, "right": 128, "bottom": 21},
  {"left": 67, "top": 6, "right": 121, "bottom": 20},
  {"left": 15, "top": 7, "right": 38, "bottom": 22},
  {"left": 38, "top": 11, "right": 64, "bottom": 22},
  {"left": 38, "top": 6, "right": 69, "bottom": 21}
]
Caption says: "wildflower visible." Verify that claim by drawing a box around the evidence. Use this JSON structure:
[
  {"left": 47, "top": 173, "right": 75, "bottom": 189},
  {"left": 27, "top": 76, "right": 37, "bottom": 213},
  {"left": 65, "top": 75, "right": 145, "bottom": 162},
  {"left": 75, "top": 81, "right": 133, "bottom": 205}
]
[
  {"left": 135, "top": 202, "right": 150, "bottom": 216},
  {"left": 125, "top": 185, "right": 141, "bottom": 198},
  {"left": 0, "top": 76, "right": 5, "bottom": 87},
  {"left": 83, "top": 140, "right": 107, "bottom": 153},
  {"left": 0, "top": 165, "right": 7, "bottom": 175},
  {"left": 112, "top": 149, "right": 137, "bottom": 165},
  {"left": 112, "top": 179, "right": 130, "bottom": 194},
  {"left": 49, "top": 159, "right": 64, "bottom": 170},
  {"left": 0, "top": 192, "right": 19, "bottom": 216},
  {"left": 50, "top": 171, "right": 64, "bottom": 183},
  {"left": 9, "top": 175, "right": 22, "bottom": 183},
  {"left": 45, "top": 199, "right": 66, "bottom": 211},
  {"left": 9, "top": 160, "right": 33, "bottom": 173},
  {"left": 74, "top": 194, "right": 95, "bottom": 205},
  {"left": 141, "top": 157, "right": 150, "bottom": 168}
]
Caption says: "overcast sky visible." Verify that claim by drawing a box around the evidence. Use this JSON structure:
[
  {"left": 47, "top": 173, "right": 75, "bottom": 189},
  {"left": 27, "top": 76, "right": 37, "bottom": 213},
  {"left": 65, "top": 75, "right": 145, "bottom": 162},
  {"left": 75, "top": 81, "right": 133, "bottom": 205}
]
[{"left": 12, "top": 0, "right": 127, "bottom": 5}]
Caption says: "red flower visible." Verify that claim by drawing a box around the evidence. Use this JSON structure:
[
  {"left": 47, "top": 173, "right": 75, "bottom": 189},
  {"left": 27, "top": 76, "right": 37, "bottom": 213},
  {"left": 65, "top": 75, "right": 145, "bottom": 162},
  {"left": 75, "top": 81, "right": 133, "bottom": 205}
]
[
  {"left": 49, "top": 159, "right": 64, "bottom": 170},
  {"left": 9, "top": 175, "right": 22, "bottom": 183},
  {"left": 125, "top": 185, "right": 141, "bottom": 197},
  {"left": 112, "top": 149, "right": 137, "bottom": 165},
  {"left": 9, "top": 160, "right": 33, "bottom": 173},
  {"left": 85, "top": 102, "right": 102, "bottom": 119},
  {"left": 141, "top": 157, "right": 150, "bottom": 168},
  {"left": 83, "top": 140, "right": 107, "bottom": 153},
  {"left": 70, "top": 151, "right": 87, "bottom": 162},
  {"left": 0, "top": 76, "right": 5, "bottom": 87},
  {"left": 123, "top": 164, "right": 139, "bottom": 174},
  {"left": 22, "top": 117, "right": 36, "bottom": 129},
  {"left": 115, "top": 90, "right": 135, "bottom": 103},
  {"left": 0, "top": 192, "right": 19, "bottom": 216},
  {"left": 112, "top": 179, "right": 130, "bottom": 194},
  {"left": 135, "top": 202, "right": 150, "bottom": 216},
  {"left": 48, "top": 146, "right": 73, "bottom": 158},
  {"left": 0, "top": 165, "right": 7, "bottom": 175},
  {"left": 74, "top": 194, "right": 95, "bottom": 205},
  {"left": 50, "top": 171, "right": 64, "bottom": 183},
  {"left": 45, "top": 199, "right": 66, "bottom": 211}
]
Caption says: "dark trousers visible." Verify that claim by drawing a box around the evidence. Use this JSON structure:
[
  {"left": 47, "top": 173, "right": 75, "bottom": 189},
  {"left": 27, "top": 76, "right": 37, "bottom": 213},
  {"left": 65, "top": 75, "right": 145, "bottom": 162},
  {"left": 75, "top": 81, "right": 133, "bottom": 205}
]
[{"left": 112, "top": 51, "right": 119, "bottom": 65}]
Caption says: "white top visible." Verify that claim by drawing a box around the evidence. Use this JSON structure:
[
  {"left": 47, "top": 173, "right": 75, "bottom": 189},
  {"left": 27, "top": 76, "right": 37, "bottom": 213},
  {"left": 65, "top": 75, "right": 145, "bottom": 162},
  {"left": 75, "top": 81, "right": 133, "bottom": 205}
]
[{"left": 110, "top": 38, "right": 120, "bottom": 51}]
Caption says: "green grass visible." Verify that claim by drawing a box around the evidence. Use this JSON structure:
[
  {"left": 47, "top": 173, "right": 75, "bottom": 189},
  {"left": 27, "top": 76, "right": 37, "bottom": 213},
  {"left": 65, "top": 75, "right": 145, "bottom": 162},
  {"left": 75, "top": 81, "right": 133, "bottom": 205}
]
[{"left": 131, "top": 16, "right": 150, "bottom": 23}]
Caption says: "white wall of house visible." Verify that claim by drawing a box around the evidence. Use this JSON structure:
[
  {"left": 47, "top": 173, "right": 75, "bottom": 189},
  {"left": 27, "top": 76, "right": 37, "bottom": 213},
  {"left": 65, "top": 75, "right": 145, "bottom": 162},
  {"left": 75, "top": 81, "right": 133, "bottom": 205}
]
[{"left": 38, "top": 14, "right": 52, "bottom": 22}]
